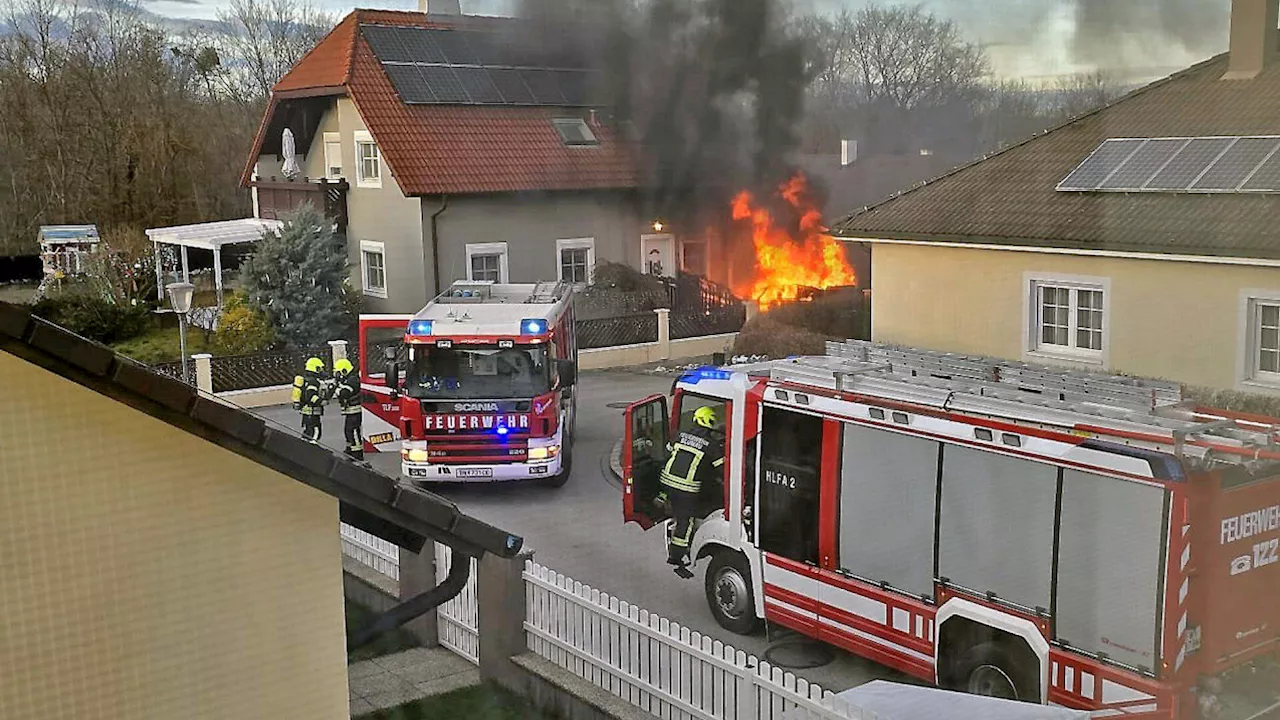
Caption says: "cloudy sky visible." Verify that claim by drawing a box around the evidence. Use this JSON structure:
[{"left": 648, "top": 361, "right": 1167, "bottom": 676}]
[{"left": 140, "top": 0, "right": 1234, "bottom": 82}]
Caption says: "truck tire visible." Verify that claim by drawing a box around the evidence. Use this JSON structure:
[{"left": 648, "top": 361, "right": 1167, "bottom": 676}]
[
  {"left": 539, "top": 448, "right": 572, "bottom": 488},
  {"left": 953, "top": 642, "right": 1037, "bottom": 702},
  {"left": 705, "top": 551, "right": 761, "bottom": 635}
]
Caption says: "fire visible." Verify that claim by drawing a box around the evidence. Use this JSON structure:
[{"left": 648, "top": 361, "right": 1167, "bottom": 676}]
[{"left": 731, "top": 173, "right": 856, "bottom": 310}]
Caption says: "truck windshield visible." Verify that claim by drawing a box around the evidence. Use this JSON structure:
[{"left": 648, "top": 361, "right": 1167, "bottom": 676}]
[{"left": 405, "top": 345, "right": 551, "bottom": 400}]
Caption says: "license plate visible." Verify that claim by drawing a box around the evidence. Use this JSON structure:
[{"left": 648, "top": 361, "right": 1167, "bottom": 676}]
[
  {"left": 368, "top": 432, "right": 395, "bottom": 445},
  {"left": 456, "top": 467, "right": 493, "bottom": 479},
  {"left": 407, "top": 467, "right": 428, "bottom": 477}
]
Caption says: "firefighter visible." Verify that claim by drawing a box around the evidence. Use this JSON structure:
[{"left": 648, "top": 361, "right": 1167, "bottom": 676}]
[
  {"left": 658, "top": 405, "right": 725, "bottom": 577},
  {"left": 331, "top": 358, "right": 365, "bottom": 461},
  {"left": 294, "top": 357, "right": 328, "bottom": 444}
]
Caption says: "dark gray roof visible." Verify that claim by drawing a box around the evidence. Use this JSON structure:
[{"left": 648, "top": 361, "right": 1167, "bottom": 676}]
[{"left": 0, "top": 301, "right": 522, "bottom": 560}]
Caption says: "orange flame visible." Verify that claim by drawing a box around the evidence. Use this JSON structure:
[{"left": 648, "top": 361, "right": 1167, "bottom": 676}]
[{"left": 732, "top": 173, "right": 856, "bottom": 310}]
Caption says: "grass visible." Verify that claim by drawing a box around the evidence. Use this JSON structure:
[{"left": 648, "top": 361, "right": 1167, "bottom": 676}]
[
  {"left": 346, "top": 600, "right": 421, "bottom": 663},
  {"left": 354, "top": 683, "right": 553, "bottom": 720},
  {"left": 110, "top": 325, "right": 214, "bottom": 364}
]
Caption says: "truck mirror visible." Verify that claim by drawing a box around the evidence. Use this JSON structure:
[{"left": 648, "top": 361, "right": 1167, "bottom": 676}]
[
  {"left": 557, "top": 360, "right": 577, "bottom": 387},
  {"left": 385, "top": 362, "right": 400, "bottom": 390},
  {"left": 383, "top": 346, "right": 399, "bottom": 362}
]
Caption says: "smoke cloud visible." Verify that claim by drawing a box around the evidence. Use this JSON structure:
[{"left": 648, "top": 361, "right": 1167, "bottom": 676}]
[{"left": 1071, "top": 0, "right": 1231, "bottom": 70}]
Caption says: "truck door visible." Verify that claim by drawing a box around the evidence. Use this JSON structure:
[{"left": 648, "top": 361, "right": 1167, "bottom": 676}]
[
  {"left": 358, "top": 315, "right": 412, "bottom": 453},
  {"left": 623, "top": 394, "right": 669, "bottom": 530}
]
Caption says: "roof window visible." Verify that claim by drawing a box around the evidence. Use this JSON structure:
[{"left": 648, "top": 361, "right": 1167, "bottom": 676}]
[{"left": 553, "top": 118, "right": 598, "bottom": 146}]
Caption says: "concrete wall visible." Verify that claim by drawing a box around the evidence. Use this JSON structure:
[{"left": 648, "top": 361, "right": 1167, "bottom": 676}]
[
  {"left": 426, "top": 191, "right": 643, "bottom": 288},
  {"left": 870, "top": 243, "right": 1280, "bottom": 391},
  {"left": 0, "top": 351, "right": 350, "bottom": 719}
]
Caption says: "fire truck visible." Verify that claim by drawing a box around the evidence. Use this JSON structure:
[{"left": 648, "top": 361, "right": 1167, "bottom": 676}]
[
  {"left": 359, "top": 280, "right": 578, "bottom": 486},
  {"left": 621, "top": 341, "right": 1280, "bottom": 719}
]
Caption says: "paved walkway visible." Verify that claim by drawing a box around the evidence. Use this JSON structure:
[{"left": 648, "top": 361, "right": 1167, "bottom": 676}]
[{"left": 348, "top": 647, "right": 479, "bottom": 717}]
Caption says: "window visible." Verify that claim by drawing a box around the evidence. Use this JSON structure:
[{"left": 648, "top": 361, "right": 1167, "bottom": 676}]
[
  {"left": 465, "top": 242, "right": 508, "bottom": 284},
  {"left": 681, "top": 241, "right": 707, "bottom": 276},
  {"left": 354, "top": 130, "right": 381, "bottom": 188},
  {"left": 552, "top": 118, "right": 598, "bottom": 146},
  {"left": 1026, "top": 274, "right": 1108, "bottom": 362},
  {"left": 360, "top": 241, "right": 387, "bottom": 299},
  {"left": 556, "top": 238, "right": 595, "bottom": 284},
  {"left": 323, "top": 132, "right": 342, "bottom": 179},
  {"left": 1240, "top": 292, "right": 1280, "bottom": 388}
]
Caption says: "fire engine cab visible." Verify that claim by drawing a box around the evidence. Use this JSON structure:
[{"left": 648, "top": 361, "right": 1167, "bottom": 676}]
[
  {"left": 359, "top": 280, "right": 578, "bottom": 486},
  {"left": 622, "top": 341, "right": 1280, "bottom": 719}
]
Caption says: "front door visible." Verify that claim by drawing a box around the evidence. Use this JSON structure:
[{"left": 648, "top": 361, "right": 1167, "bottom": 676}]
[
  {"left": 358, "top": 315, "right": 412, "bottom": 452},
  {"left": 622, "top": 394, "right": 669, "bottom": 529},
  {"left": 641, "top": 234, "right": 675, "bottom": 278}
]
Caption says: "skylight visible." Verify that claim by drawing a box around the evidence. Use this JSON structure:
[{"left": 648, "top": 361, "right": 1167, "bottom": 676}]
[{"left": 552, "top": 118, "right": 598, "bottom": 146}]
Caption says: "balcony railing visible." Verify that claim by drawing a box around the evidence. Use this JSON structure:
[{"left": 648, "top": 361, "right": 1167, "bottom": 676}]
[{"left": 250, "top": 177, "right": 349, "bottom": 234}]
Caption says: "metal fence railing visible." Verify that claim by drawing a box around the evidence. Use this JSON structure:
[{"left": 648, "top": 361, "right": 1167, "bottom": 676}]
[
  {"left": 670, "top": 306, "right": 747, "bottom": 340},
  {"left": 576, "top": 313, "right": 660, "bottom": 350},
  {"left": 154, "top": 346, "right": 329, "bottom": 393}
]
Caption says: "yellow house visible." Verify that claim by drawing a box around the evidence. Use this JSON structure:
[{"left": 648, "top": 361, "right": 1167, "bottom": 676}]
[
  {"left": 0, "top": 302, "right": 519, "bottom": 718},
  {"left": 834, "top": 0, "right": 1280, "bottom": 395}
]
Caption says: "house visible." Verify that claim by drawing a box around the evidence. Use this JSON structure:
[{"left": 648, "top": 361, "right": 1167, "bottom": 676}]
[
  {"left": 0, "top": 301, "right": 520, "bottom": 718},
  {"left": 242, "top": 3, "right": 648, "bottom": 314},
  {"left": 833, "top": 0, "right": 1280, "bottom": 395}
]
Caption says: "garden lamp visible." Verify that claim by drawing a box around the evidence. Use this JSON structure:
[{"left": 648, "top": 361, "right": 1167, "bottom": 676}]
[{"left": 166, "top": 281, "right": 195, "bottom": 385}]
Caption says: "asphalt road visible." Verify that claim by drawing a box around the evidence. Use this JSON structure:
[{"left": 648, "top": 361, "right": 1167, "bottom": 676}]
[{"left": 254, "top": 369, "right": 910, "bottom": 692}]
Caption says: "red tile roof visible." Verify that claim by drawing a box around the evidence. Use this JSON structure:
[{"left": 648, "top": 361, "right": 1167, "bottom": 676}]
[{"left": 244, "top": 9, "right": 640, "bottom": 195}]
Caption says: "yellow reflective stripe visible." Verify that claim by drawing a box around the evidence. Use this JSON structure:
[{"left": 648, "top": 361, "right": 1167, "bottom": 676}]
[
  {"left": 660, "top": 473, "right": 701, "bottom": 493},
  {"left": 712, "top": 457, "right": 725, "bottom": 467}
]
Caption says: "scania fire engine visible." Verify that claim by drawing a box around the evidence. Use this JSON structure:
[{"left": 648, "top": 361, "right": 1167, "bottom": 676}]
[
  {"left": 622, "top": 340, "right": 1280, "bottom": 719},
  {"left": 359, "top": 280, "right": 578, "bottom": 486}
]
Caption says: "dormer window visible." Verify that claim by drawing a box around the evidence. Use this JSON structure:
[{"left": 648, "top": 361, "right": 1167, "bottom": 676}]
[{"left": 553, "top": 118, "right": 598, "bottom": 146}]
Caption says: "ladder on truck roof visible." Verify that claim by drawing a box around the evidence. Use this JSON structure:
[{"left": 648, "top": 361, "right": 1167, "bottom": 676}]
[
  {"left": 740, "top": 341, "right": 1280, "bottom": 468},
  {"left": 526, "top": 280, "right": 568, "bottom": 304}
]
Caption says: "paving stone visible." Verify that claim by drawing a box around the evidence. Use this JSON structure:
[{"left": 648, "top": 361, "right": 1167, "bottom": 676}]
[
  {"left": 364, "top": 683, "right": 429, "bottom": 712},
  {"left": 349, "top": 671, "right": 416, "bottom": 698},
  {"left": 349, "top": 698, "right": 375, "bottom": 718},
  {"left": 347, "top": 659, "right": 385, "bottom": 681},
  {"left": 414, "top": 668, "right": 481, "bottom": 698}
]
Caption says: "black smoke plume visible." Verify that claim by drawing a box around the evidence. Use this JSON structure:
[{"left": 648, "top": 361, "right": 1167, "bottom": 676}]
[{"left": 1072, "top": 0, "right": 1231, "bottom": 69}]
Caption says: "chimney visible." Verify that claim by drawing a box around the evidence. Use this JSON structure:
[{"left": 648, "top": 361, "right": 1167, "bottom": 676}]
[
  {"left": 841, "top": 139, "right": 857, "bottom": 167},
  {"left": 1223, "top": 0, "right": 1279, "bottom": 80},
  {"left": 419, "top": 0, "right": 461, "bottom": 14}
]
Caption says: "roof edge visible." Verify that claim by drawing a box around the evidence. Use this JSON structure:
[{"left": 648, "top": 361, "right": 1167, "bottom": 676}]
[{"left": 835, "top": 231, "right": 1280, "bottom": 264}]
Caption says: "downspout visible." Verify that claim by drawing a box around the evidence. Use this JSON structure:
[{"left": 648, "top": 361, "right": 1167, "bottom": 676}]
[
  {"left": 347, "top": 546, "right": 474, "bottom": 652},
  {"left": 428, "top": 194, "right": 449, "bottom": 296}
]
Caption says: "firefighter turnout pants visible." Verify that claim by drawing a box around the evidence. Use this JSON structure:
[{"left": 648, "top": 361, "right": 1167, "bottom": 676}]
[
  {"left": 342, "top": 410, "right": 363, "bottom": 460},
  {"left": 301, "top": 409, "right": 323, "bottom": 443},
  {"left": 664, "top": 488, "right": 699, "bottom": 566}
]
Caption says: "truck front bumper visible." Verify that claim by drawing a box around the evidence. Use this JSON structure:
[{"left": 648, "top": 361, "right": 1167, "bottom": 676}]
[{"left": 403, "top": 455, "right": 563, "bottom": 483}]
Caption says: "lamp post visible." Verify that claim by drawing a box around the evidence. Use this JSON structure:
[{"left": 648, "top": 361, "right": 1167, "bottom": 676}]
[{"left": 166, "top": 281, "right": 195, "bottom": 385}]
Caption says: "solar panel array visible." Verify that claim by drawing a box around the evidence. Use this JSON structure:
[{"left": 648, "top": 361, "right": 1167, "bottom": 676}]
[
  {"left": 1057, "top": 136, "right": 1280, "bottom": 193},
  {"left": 361, "top": 24, "right": 601, "bottom": 107}
]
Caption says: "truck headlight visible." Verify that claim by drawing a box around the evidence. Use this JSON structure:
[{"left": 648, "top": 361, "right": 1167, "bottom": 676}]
[
  {"left": 402, "top": 441, "right": 429, "bottom": 463},
  {"left": 528, "top": 445, "right": 560, "bottom": 461}
]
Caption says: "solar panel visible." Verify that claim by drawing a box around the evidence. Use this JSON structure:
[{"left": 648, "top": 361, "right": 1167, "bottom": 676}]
[
  {"left": 521, "top": 69, "right": 566, "bottom": 104},
  {"left": 429, "top": 29, "right": 480, "bottom": 65},
  {"left": 1100, "top": 138, "right": 1188, "bottom": 190},
  {"left": 1144, "top": 137, "right": 1235, "bottom": 190},
  {"left": 555, "top": 70, "right": 593, "bottom": 106},
  {"left": 418, "top": 65, "right": 471, "bottom": 103},
  {"left": 1057, "top": 139, "right": 1145, "bottom": 191},
  {"left": 1240, "top": 147, "right": 1280, "bottom": 191},
  {"left": 362, "top": 25, "right": 414, "bottom": 63},
  {"left": 383, "top": 65, "right": 437, "bottom": 104},
  {"left": 394, "top": 27, "right": 446, "bottom": 64},
  {"left": 454, "top": 67, "right": 504, "bottom": 104},
  {"left": 1193, "top": 137, "right": 1280, "bottom": 191},
  {"left": 489, "top": 68, "right": 535, "bottom": 104},
  {"left": 459, "top": 30, "right": 504, "bottom": 66}
]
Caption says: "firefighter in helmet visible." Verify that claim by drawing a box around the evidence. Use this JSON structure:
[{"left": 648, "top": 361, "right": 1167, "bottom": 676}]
[
  {"left": 331, "top": 358, "right": 365, "bottom": 461},
  {"left": 293, "top": 357, "right": 328, "bottom": 444},
  {"left": 658, "top": 405, "right": 725, "bottom": 576}
]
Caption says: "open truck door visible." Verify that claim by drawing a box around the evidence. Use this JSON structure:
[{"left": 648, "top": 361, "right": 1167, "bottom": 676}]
[
  {"left": 358, "top": 315, "right": 413, "bottom": 453},
  {"left": 622, "top": 394, "right": 670, "bottom": 529}
]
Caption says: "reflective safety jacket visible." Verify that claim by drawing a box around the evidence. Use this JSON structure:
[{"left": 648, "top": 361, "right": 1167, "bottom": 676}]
[
  {"left": 659, "top": 425, "right": 725, "bottom": 494},
  {"left": 332, "top": 372, "right": 362, "bottom": 415},
  {"left": 296, "top": 371, "right": 327, "bottom": 415}
]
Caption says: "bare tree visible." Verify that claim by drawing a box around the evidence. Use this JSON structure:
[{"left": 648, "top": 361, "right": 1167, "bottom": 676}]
[{"left": 215, "top": 0, "right": 334, "bottom": 100}]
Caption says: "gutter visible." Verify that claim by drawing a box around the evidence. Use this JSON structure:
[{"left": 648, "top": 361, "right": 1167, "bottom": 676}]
[
  {"left": 838, "top": 235, "right": 1280, "bottom": 269},
  {"left": 429, "top": 195, "right": 449, "bottom": 295},
  {"left": 347, "top": 545, "right": 474, "bottom": 652}
]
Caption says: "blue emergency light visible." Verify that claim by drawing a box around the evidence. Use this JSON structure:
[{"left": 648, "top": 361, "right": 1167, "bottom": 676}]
[
  {"left": 521, "top": 318, "right": 548, "bottom": 335},
  {"left": 496, "top": 425, "right": 510, "bottom": 437},
  {"left": 680, "top": 366, "right": 734, "bottom": 385},
  {"left": 408, "top": 319, "right": 434, "bottom": 336}
]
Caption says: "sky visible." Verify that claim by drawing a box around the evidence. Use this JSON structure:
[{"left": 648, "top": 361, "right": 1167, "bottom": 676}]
[{"left": 138, "top": 0, "right": 1235, "bottom": 83}]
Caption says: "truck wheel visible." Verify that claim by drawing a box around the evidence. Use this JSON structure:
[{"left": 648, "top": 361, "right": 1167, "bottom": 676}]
[
  {"left": 954, "top": 643, "right": 1036, "bottom": 702},
  {"left": 705, "top": 551, "right": 761, "bottom": 635},
  {"left": 538, "top": 449, "right": 572, "bottom": 488}
]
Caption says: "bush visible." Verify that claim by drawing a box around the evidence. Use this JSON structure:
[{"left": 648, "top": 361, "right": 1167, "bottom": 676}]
[
  {"left": 32, "top": 288, "right": 153, "bottom": 344},
  {"left": 732, "top": 315, "right": 829, "bottom": 358},
  {"left": 213, "top": 292, "right": 276, "bottom": 355},
  {"left": 731, "top": 288, "right": 869, "bottom": 358},
  {"left": 591, "top": 261, "right": 667, "bottom": 293},
  {"left": 1183, "top": 386, "right": 1280, "bottom": 419}
]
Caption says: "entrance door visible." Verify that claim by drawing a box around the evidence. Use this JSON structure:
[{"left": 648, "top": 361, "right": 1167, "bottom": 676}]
[
  {"left": 358, "top": 315, "right": 412, "bottom": 452},
  {"left": 641, "top": 234, "right": 675, "bottom": 278},
  {"left": 622, "top": 394, "right": 669, "bottom": 529}
]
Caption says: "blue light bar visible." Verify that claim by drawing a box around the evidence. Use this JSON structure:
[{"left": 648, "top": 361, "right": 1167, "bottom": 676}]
[
  {"left": 408, "top": 320, "right": 433, "bottom": 336},
  {"left": 521, "top": 318, "right": 548, "bottom": 335},
  {"left": 496, "top": 425, "right": 510, "bottom": 437},
  {"left": 679, "top": 366, "right": 733, "bottom": 385}
]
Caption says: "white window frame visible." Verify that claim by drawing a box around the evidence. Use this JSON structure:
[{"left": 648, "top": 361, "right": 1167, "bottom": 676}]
[
  {"left": 1023, "top": 272, "right": 1110, "bottom": 366},
  {"left": 466, "top": 242, "right": 509, "bottom": 284},
  {"left": 354, "top": 130, "right": 382, "bottom": 189},
  {"left": 1237, "top": 289, "right": 1280, "bottom": 392},
  {"left": 360, "top": 240, "right": 388, "bottom": 299},
  {"left": 556, "top": 237, "right": 595, "bottom": 285},
  {"left": 323, "top": 132, "right": 342, "bottom": 180}
]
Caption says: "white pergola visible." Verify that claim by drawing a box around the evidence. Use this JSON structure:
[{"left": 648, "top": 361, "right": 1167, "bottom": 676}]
[{"left": 145, "top": 218, "right": 282, "bottom": 308}]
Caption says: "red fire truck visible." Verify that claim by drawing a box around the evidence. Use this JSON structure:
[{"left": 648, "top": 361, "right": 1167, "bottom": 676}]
[
  {"left": 359, "top": 280, "right": 578, "bottom": 486},
  {"left": 621, "top": 341, "right": 1280, "bottom": 719}
]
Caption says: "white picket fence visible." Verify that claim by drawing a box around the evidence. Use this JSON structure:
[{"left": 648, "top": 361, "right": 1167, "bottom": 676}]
[
  {"left": 435, "top": 542, "right": 480, "bottom": 665},
  {"left": 339, "top": 522, "right": 401, "bottom": 581},
  {"left": 522, "top": 561, "right": 875, "bottom": 720}
]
